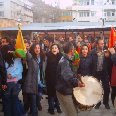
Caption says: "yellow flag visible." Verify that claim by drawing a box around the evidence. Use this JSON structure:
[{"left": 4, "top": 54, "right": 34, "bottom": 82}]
[{"left": 15, "top": 24, "right": 26, "bottom": 50}]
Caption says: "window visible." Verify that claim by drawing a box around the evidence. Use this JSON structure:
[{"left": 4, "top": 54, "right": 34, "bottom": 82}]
[
  {"left": 112, "top": 0, "right": 115, "bottom": 4},
  {"left": 87, "top": 1, "right": 89, "bottom": 5},
  {"left": 107, "top": 11, "right": 111, "bottom": 16},
  {"left": 79, "top": 12, "right": 83, "bottom": 17},
  {"left": 79, "top": 11, "right": 90, "bottom": 17},
  {"left": 91, "top": 11, "right": 95, "bottom": 16},
  {"left": 112, "top": 12, "right": 115, "bottom": 16},
  {"left": 104, "top": 10, "right": 115, "bottom": 17},
  {"left": 62, "top": 11, "right": 72, "bottom": 16},
  {"left": 0, "top": 2, "right": 4, "bottom": 7},
  {"left": 80, "top": 0, "right": 89, "bottom": 5},
  {"left": 91, "top": 0, "right": 94, "bottom": 5},
  {"left": 104, "top": 12, "right": 107, "bottom": 17},
  {"left": 87, "top": 12, "right": 89, "bottom": 16},
  {"left": 0, "top": 11, "right": 4, "bottom": 17}
]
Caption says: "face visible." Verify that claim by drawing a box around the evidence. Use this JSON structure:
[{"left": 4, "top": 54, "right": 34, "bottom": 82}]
[
  {"left": 43, "top": 39, "right": 49, "bottom": 47},
  {"left": 25, "top": 43, "right": 30, "bottom": 51},
  {"left": 34, "top": 44, "right": 40, "bottom": 55},
  {"left": 1, "top": 39, "right": 8, "bottom": 46},
  {"left": 51, "top": 45, "right": 59, "bottom": 55},
  {"left": 59, "top": 37, "right": 64, "bottom": 42},
  {"left": 98, "top": 40, "right": 104, "bottom": 50},
  {"left": 70, "top": 46, "right": 75, "bottom": 57},
  {"left": 82, "top": 46, "right": 89, "bottom": 56},
  {"left": 78, "top": 37, "right": 83, "bottom": 42},
  {"left": 69, "top": 37, "right": 73, "bottom": 42}
]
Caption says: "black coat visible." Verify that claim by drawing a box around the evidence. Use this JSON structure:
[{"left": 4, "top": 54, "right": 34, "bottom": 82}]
[
  {"left": 45, "top": 52, "right": 62, "bottom": 96},
  {"left": 77, "top": 55, "right": 93, "bottom": 76},
  {"left": 0, "top": 51, "right": 7, "bottom": 85},
  {"left": 90, "top": 48, "right": 112, "bottom": 77}
]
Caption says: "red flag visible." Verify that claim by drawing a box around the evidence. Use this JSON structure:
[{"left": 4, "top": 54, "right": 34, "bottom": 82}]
[{"left": 109, "top": 27, "right": 116, "bottom": 48}]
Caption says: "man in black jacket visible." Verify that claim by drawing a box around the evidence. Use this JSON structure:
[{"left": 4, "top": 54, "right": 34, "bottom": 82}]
[
  {"left": 56, "top": 42, "right": 85, "bottom": 116},
  {"left": 91, "top": 38, "right": 111, "bottom": 109}
]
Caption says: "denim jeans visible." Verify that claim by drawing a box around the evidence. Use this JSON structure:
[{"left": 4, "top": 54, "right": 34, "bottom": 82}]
[
  {"left": 28, "top": 94, "right": 38, "bottom": 116},
  {"left": 2, "top": 82, "right": 21, "bottom": 116}
]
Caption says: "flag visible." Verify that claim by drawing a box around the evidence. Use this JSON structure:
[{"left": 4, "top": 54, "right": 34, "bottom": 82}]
[
  {"left": 15, "top": 24, "right": 26, "bottom": 50},
  {"left": 72, "top": 50, "right": 80, "bottom": 73},
  {"left": 109, "top": 27, "right": 116, "bottom": 48},
  {"left": 15, "top": 24, "right": 26, "bottom": 58}
]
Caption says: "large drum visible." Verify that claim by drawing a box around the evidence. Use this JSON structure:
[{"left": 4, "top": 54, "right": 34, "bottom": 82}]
[{"left": 73, "top": 76, "right": 103, "bottom": 111}]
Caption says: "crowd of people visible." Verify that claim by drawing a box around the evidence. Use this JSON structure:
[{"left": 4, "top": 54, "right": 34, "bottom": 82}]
[{"left": 0, "top": 34, "right": 116, "bottom": 116}]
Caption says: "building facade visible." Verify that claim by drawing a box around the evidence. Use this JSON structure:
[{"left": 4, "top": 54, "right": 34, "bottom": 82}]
[
  {"left": 72, "top": 0, "right": 116, "bottom": 23},
  {"left": 0, "top": 0, "right": 33, "bottom": 27},
  {"left": 59, "top": 7, "right": 73, "bottom": 22},
  {"left": 30, "top": 0, "right": 73, "bottom": 23}
]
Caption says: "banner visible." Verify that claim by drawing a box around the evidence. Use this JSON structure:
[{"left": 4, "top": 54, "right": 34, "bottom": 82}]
[{"left": 109, "top": 27, "right": 116, "bottom": 48}]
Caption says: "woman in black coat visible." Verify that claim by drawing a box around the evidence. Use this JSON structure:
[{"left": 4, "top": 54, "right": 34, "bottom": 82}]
[
  {"left": 45, "top": 44, "right": 62, "bottom": 115},
  {"left": 77, "top": 44, "right": 93, "bottom": 76}
]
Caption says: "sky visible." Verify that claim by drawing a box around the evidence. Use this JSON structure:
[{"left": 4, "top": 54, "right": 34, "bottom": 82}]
[{"left": 43, "top": 0, "right": 73, "bottom": 9}]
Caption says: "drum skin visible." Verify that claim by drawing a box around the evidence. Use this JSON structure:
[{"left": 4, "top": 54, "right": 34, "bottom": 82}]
[{"left": 73, "top": 76, "right": 103, "bottom": 111}]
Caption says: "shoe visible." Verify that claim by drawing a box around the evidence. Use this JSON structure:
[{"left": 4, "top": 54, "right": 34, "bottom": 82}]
[
  {"left": 95, "top": 104, "right": 100, "bottom": 109},
  {"left": 48, "top": 109, "right": 55, "bottom": 115},
  {"left": 95, "top": 102, "right": 101, "bottom": 109},
  {"left": 57, "top": 107, "right": 62, "bottom": 113},
  {"left": 105, "top": 104, "right": 110, "bottom": 109},
  {"left": 24, "top": 113, "right": 28, "bottom": 116}
]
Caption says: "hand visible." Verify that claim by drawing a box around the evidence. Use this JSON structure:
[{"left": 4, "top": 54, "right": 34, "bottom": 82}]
[
  {"left": 25, "top": 49, "right": 27, "bottom": 53},
  {"left": 78, "top": 81, "right": 85, "bottom": 87},
  {"left": 104, "top": 50, "right": 110, "bottom": 58},
  {"left": 2, "top": 85, "right": 7, "bottom": 91},
  {"left": 77, "top": 74, "right": 81, "bottom": 78},
  {"left": 8, "top": 51, "right": 14, "bottom": 54},
  {"left": 7, "top": 74, "right": 12, "bottom": 79},
  {"left": 108, "top": 48, "right": 115, "bottom": 54}
]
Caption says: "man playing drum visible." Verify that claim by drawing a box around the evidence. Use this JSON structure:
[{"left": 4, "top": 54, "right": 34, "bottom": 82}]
[{"left": 56, "top": 42, "right": 85, "bottom": 116}]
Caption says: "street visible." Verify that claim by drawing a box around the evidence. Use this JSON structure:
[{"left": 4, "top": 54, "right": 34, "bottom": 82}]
[{"left": 0, "top": 95, "right": 115, "bottom": 116}]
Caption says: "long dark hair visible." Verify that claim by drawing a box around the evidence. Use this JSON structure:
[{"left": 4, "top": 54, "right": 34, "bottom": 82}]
[
  {"left": 29, "top": 43, "right": 45, "bottom": 61},
  {"left": 1, "top": 45, "right": 15, "bottom": 67}
]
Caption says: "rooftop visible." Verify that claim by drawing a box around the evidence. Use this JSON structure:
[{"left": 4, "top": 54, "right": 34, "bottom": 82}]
[{"left": 0, "top": 21, "right": 115, "bottom": 32}]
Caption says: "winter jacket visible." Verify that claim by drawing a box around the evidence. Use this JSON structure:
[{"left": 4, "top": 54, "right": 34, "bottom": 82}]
[
  {"left": 23, "top": 52, "right": 44, "bottom": 94},
  {"left": 90, "top": 48, "right": 110, "bottom": 77},
  {"left": 77, "top": 55, "right": 93, "bottom": 76},
  {"left": 45, "top": 52, "right": 62, "bottom": 96},
  {"left": 0, "top": 51, "right": 7, "bottom": 85},
  {"left": 56, "top": 54, "right": 78, "bottom": 95}
]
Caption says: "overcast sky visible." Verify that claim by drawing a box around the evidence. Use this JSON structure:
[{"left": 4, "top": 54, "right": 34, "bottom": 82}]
[{"left": 43, "top": 0, "right": 73, "bottom": 8}]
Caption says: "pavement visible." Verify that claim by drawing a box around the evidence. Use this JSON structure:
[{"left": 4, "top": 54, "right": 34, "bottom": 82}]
[{"left": 0, "top": 95, "right": 116, "bottom": 116}]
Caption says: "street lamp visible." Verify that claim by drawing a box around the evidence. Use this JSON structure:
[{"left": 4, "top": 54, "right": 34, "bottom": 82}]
[{"left": 100, "top": 17, "right": 106, "bottom": 27}]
